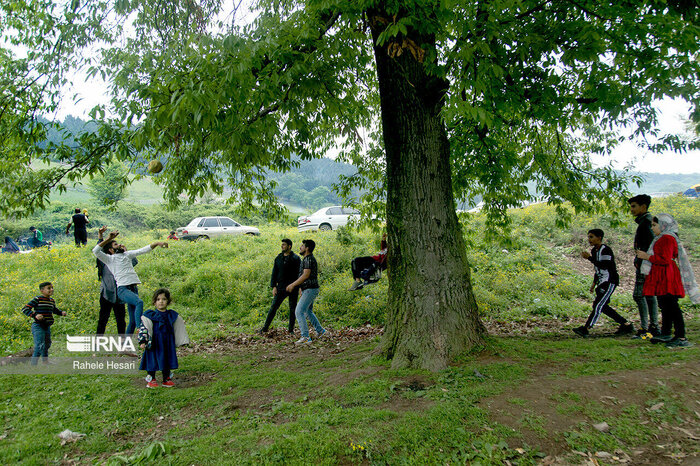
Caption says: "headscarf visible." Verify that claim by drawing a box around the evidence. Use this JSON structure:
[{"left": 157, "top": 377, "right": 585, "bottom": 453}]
[{"left": 640, "top": 213, "right": 700, "bottom": 304}]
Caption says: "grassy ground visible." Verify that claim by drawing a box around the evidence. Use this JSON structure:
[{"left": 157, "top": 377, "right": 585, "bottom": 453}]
[
  {"left": 1, "top": 324, "right": 698, "bottom": 465},
  {"left": 1, "top": 198, "right": 699, "bottom": 464}
]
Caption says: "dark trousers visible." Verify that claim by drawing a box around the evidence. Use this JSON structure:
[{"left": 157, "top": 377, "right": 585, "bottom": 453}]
[
  {"left": 262, "top": 287, "right": 298, "bottom": 332},
  {"left": 74, "top": 229, "right": 87, "bottom": 246},
  {"left": 148, "top": 369, "right": 171, "bottom": 379},
  {"left": 585, "top": 283, "right": 627, "bottom": 328},
  {"left": 97, "top": 295, "right": 126, "bottom": 335},
  {"left": 351, "top": 256, "right": 377, "bottom": 280},
  {"left": 657, "top": 295, "right": 685, "bottom": 339}
]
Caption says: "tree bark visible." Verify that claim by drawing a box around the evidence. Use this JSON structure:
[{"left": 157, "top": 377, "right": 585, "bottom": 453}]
[{"left": 368, "top": 9, "right": 486, "bottom": 371}]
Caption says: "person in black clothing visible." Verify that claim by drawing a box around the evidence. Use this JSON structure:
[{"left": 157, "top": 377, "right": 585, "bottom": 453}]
[
  {"left": 259, "top": 238, "right": 302, "bottom": 335},
  {"left": 628, "top": 194, "right": 659, "bottom": 337},
  {"left": 66, "top": 207, "right": 89, "bottom": 246},
  {"left": 574, "top": 229, "right": 634, "bottom": 337}
]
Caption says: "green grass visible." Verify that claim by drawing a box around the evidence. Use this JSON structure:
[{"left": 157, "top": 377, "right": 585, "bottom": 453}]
[
  {"left": 1, "top": 199, "right": 699, "bottom": 463},
  {"left": 0, "top": 328, "right": 697, "bottom": 464}
]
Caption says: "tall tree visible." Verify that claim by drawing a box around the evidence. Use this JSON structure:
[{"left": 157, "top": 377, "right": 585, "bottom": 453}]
[
  {"left": 87, "top": 160, "right": 129, "bottom": 206},
  {"left": 1, "top": 0, "right": 698, "bottom": 370}
]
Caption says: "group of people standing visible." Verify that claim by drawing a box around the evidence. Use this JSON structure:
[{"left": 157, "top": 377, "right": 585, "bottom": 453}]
[
  {"left": 575, "top": 194, "right": 699, "bottom": 348},
  {"left": 259, "top": 238, "right": 329, "bottom": 344}
]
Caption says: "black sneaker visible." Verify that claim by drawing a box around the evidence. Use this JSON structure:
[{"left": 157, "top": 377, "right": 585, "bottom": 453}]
[
  {"left": 614, "top": 323, "right": 635, "bottom": 335},
  {"left": 632, "top": 328, "right": 648, "bottom": 339},
  {"left": 650, "top": 334, "right": 673, "bottom": 344},
  {"left": 648, "top": 324, "right": 660, "bottom": 337},
  {"left": 666, "top": 338, "right": 693, "bottom": 348},
  {"left": 573, "top": 326, "right": 589, "bottom": 337}
]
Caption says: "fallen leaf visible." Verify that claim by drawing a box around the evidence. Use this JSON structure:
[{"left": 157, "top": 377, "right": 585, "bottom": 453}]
[
  {"left": 649, "top": 402, "right": 664, "bottom": 411},
  {"left": 593, "top": 422, "right": 610, "bottom": 433},
  {"left": 671, "top": 426, "right": 700, "bottom": 440}
]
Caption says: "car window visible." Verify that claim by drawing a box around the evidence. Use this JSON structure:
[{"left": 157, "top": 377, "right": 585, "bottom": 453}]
[
  {"left": 202, "top": 218, "right": 220, "bottom": 227},
  {"left": 342, "top": 208, "right": 359, "bottom": 215},
  {"left": 219, "top": 217, "right": 235, "bottom": 227},
  {"left": 327, "top": 207, "right": 342, "bottom": 215},
  {"left": 197, "top": 219, "right": 206, "bottom": 227}
]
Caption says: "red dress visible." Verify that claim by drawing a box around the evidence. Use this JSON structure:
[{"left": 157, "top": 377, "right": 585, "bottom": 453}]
[{"left": 643, "top": 235, "right": 685, "bottom": 297}]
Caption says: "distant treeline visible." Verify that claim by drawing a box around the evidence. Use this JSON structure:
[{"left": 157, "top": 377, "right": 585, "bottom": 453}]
[{"left": 38, "top": 115, "right": 698, "bottom": 210}]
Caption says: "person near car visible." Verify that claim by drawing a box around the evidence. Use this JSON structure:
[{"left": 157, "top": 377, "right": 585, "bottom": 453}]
[
  {"left": 167, "top": 231, "right": 179, "bottom": 240},
  {"left": 260, "top": 238, "right": 301, "bottom": 335},
  {"left": 349, "top": 233, "right": 388, "bottom": 290},
  {"left": 66, "top": 207, "right": 90, "bottom": 247},
  {"left": 95, "top": 226, "right": 136, "bottom": 335},
  {"left": 627, "top": 194, "right": 659, "bottom": 338},
  {"left": 93, "top": 230, "right": 169, "bottom": 334},
  {"left": 286, "top": 239, "right": 329, "bottom": 344}
]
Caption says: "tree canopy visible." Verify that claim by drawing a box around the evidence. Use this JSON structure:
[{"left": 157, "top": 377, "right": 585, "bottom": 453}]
[
  {"left": 1, "top": 1, "right": 697, "bottom": 220},
  {"left": 1, "top": 0, "right": 698, "bottom": 369}
]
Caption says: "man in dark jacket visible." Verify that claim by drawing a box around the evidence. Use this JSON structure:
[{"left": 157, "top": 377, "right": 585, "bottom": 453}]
[
  {"left": 260, "top": 238, "right": 302, "bottom": 335},
  {"left": 66, "top": 207, "right": 89, "bottom": 247},
  {"left": 628, "top": 194, "right": 659, "bottom": 337}
]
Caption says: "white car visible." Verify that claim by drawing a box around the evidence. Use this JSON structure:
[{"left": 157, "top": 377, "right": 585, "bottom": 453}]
[
  {"left": 297, "top": 206, "right": 359, "bottom": 232},
  {"left": 176, "top": 217, "right": 260, "bottom": 239}
]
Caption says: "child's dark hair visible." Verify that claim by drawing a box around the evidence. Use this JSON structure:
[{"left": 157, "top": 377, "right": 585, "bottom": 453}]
[
  {"left": 152, "top": 288, "right": 172, "bottom": 306},
  {"left": 39, "top": 281, "right": 52, "bottom": 290},
  {"left": 302, "top": 239, "right": 315, "bottom": 252},
  {"left": 628, "top": 194, "right": 651, "bottom": 208},
  {"left": 588, "top": 228, "right": 604, "bottom": 239}
]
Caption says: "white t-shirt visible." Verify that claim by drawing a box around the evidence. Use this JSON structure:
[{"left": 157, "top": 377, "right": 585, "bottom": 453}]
[{"left": 92, "top": 244, "right": 153, "bottom": 287}]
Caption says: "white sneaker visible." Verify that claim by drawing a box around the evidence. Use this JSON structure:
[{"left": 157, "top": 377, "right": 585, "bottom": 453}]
[
  {"left": 349, "top": 281, "right": 361, "bottom": 291},
  {"left": 294, "top": 337, "right": 312, "bottom": 345}
]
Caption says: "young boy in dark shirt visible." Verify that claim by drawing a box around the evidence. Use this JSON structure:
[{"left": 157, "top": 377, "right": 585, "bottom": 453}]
[
  {"left": 574, "top": 229, "right": 634, "bottom": 337},
  {"left": 21, "top": 282, "right": 66, "bottom": 364}
]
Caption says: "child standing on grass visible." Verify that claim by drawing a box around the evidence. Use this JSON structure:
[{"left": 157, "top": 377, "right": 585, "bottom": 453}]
[
  {"left": 636, "top": 213, "right": 699, "bottom": 348},
  {"left": 138, "top": 288, "right": 189, "bottom": 388},
  {"left": 574, "top": 229, "right": 634, "bottom": 337},
  {"left": 21, "top": 282, "right": 66, "bottom": 365}
]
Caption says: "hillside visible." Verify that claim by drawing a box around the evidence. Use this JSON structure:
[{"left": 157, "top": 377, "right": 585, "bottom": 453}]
[{"left": 1, "top": 198, "right": 699, "bottom": 464}]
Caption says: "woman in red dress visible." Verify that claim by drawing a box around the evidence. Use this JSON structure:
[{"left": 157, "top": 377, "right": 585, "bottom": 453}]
[{"left": 636, "top": 213, "right": 698, "bottom": 348}]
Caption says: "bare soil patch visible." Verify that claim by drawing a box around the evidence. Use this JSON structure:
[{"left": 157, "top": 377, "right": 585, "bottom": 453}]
[{"left": 484, "top": 360, "right": 700, "bottom": 465}]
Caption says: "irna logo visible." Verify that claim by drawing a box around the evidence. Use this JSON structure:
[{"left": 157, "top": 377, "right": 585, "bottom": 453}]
[{"left": 66, "top": 335, "right": 136, "bottom": 353}]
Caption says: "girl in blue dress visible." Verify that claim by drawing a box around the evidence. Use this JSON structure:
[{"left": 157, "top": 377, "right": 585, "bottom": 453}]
[{"left": 138, "top": 288, "right": 189, "bottom": 388}]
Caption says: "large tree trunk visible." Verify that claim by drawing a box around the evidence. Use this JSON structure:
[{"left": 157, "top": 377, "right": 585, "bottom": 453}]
[{"left": 368, "top": 10, "right": 486, "bottom": 371}]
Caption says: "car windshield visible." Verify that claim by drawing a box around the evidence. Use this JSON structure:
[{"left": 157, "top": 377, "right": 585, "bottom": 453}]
[{"left": 326, "top": 207, "right": 342, "bottom": 215}]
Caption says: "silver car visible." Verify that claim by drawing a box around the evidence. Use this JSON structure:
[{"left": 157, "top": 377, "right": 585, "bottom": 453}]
[
  {"left": 297, "top": 206, "right": 359, "bottom": 232},
  {"left": 176, "top": 217, "right": 260, "bottom": 239}
]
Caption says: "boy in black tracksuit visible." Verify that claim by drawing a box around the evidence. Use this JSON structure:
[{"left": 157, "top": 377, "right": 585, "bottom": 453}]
[
  {"left": 260, "top": 238, "right": 302, "bottom": 334},
  {"left": 574, "top": 229, "right": 634, "bottom": 337}
]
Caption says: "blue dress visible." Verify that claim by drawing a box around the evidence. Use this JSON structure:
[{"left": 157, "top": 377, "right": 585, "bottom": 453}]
[{"left": 139, "top": 309, "right": 179, "bottom": 371}]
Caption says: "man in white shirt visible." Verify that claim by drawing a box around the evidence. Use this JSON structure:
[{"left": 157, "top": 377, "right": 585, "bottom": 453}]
[{"left": 93, "top": 231, "right": 168, "bottom": 334}]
